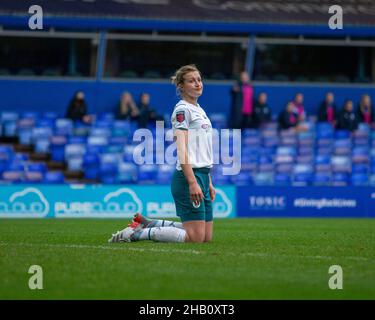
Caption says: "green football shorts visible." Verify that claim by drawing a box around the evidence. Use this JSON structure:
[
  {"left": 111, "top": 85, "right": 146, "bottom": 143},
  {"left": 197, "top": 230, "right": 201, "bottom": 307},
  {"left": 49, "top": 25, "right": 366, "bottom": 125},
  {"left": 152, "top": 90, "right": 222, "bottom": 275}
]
[{"left": 171, "top": 167, "right": 213, "bottom": 222}]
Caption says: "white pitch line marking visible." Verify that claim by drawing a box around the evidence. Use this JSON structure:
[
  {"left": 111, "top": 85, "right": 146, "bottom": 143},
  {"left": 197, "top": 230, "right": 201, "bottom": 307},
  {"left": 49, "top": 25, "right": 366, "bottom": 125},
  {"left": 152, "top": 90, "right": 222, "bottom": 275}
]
[{"left": 0, "top": 242, "right": 372, "bottom": 262}]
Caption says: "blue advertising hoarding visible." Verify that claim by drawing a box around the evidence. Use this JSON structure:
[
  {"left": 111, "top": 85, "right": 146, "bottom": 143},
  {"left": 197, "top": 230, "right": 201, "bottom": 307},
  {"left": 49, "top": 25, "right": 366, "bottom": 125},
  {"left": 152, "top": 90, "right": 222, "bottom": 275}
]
[
  {"left": 0, "top": 185, "right": 236, "bottom": 219},
  {"left": 237, "top": 186, "right": 375, "bottom": 217}
]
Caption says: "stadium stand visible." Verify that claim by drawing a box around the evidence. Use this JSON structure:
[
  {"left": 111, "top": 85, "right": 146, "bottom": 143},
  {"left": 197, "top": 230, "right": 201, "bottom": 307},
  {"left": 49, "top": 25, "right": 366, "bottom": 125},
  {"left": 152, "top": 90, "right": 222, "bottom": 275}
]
[{"left": 1, "top": 109, "right": 375, "bottom": 186}]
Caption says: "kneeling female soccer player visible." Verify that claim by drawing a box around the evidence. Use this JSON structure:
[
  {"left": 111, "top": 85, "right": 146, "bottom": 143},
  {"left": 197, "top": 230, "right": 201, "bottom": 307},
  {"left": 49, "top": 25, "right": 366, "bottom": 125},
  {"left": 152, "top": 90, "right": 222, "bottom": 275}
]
[{"left": 108, "top": 64, "right": 215, "bottom": 243}]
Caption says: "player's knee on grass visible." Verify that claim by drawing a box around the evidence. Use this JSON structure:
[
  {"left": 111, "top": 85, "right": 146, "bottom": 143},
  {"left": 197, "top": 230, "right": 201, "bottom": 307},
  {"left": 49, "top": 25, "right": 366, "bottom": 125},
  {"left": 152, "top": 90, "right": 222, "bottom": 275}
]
[{"left": 186, "top": 229, "right": 205, "bottom": 243}]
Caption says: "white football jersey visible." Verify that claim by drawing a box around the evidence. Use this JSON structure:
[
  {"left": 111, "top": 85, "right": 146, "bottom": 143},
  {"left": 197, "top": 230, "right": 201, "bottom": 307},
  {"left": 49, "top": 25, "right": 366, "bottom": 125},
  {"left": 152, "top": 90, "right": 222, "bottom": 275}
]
[{"left": 171, "top": 100, "right": 213, "bottom": 170}]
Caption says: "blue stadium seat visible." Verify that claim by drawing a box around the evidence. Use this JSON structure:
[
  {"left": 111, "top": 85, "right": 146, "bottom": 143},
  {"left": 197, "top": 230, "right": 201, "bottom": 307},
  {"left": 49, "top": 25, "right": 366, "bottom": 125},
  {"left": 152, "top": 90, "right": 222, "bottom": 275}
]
[
  {"left": 1, "top": 112, "right": 19, "bottom": 137},
  {"left": 68, "top": 136, "right": 87, "bottom": 144},
  {"left": 331, "top": 156, "right": 351, "bottom": 173},
  {"left": 24, "top": 171, "right": 44, "bottom": 184},
  {"left": 370, "top": 174, "right": 375, "bottom": 186},
  {"left": 42, "top": 112, "right": 59, "bottom": 120},
  {"left": 97, "top": 113, "right": 115, "bottom": 122},
  {"left": 275, "top": 146, "right": 296, "bottom": 164},
  {"left": 14, "top": 153, "right": 29, "bottom": 162},
  {"left": 21, "top": 111, "right": 40, "bottom": 120},
  {"left": 298, "top": 146, "right": 314, "bottom": 156},
  {"left": 292, "top": 164, "right": 313, "bottom": 186},
  {"left": 316, "top": 123, "right": 334, "bottom": 139},
  {"left": 50, "top": 136, "right": 68, "bottom": 162},
  {"left": 2, "top": 171, "right": 23, "bottom": 183},
  {"left": 332, "top": 173, "right": 350, "bottom": 186},
  {"left": 316, "top": 146, "right": 332, "bottom": 156},
  {"left": 156, "top": 164, "right": 175, "bottom": 184},
  {"left": 27, "top": 162, "right": 47, "bottom": 174},
  {"left": 262, "top": 136, "right": 279, "bottom": 148},
  {"left": 90, "top": 127, "right": 112, "bottom": 138},
  {"left": 313, "top": 172, "right": 331, "bottom": 186},
  {"left": 352, "top": 147, "right": 369, "bottom": 164},
  {"left": 18, "top": 118, "right": 35, "bottom": 145},
  {"left": 209, "top": 113, "right": 227, "bottom": 129},
  {"left": 253, "top": 172, "right": 274, "bottom": 186},
  {"left": 55, "top": 118, "right": 73, "bottom": 136},
  {"left": 137, "top": 164, "right": 157, "bottom": 184},
  {"left": 99, "top": 163, "right": 118, "bottom": 184},
  {"left": 335, "top": 130, "right": 350, "bottom": 139},
  {"left": 274, "top": 173, "right": 290, "bottom": 186},
  {"left": 118, "top": 162, "right": 138, "bottom": 183},
  {"left": 333, "top": 139, "right": 352, "bottom": 155},
  {"left": 83, "top": 153, "right": 100, "bottom": 180},
  {"left": 0, "top": 146, "right": 13, "bottom": 174},
  {"left": 123, "top": 145, "right": 136, "bottom": 163},
  {"left": 65, "top": 144, "right": 86, "bottom": 171},
  {"left": 231, "top": 171, "right": 252, "bottom": 186},
  {"left": 351, "top": 173, "right": 368, "bottom": 186},
  {"left": 44, "top": 171, "right": 65, "bottom": 184},
  {"left": 296, "top": 154, "right": 313, "bottom": 164},
  {"left": 32, "top": 127, "right": 53, "bottom": 154}
]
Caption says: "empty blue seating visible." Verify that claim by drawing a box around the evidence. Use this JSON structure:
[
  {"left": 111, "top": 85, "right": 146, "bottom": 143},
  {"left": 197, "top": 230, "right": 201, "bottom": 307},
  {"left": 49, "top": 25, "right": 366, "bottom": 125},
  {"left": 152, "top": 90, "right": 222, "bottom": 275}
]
[
  {"left": 156, "top": 164, "right": 175, "bottom": 184},
  {"left": 33, "top": 127, "right": 53, "bottom": 153},
  {"left": 231, "top": 171, "right": 252, "bottom": 186},
  {"left": 332, "top": 173, "right": 350, "bottom": 186},
  {"left": 83, "top": 153, "right": 100, "bottom": 180},
  {"left": 253, "top": 172, "right": 274, "bottom": 186},
  {"left": 50, "top": 136, "right": 67, "bottom": 162},
  {"left": 274, "top": 173, "right": 290, "bottom": 186},
  {"left": 331, "top": 156, "right": 351, "bottom": 173},
  {"left": 333, "top": 139, "right": 351, "bottom": 155},
  {"left": 316, "top": 122, "right": 334, "bottom": 139},
  {"left": 335, "top": 129, "right": 351, "bottom": 139},
  {"left": 1, "top": 111, "right": 19, "bottom": 137},
  {"left": 292, "top": 164, "right": 314, "bottom": 186},
  {"left": 209, "top": 113, "right": 227, "bottom": 129},
  {"left": 18, "top": 118, "right": 35, "bottom": 145},
  {"left": 44, "top": 171, "right": 65, "bottom": 184},
  {"left": 313, "top": 172, "right": 331, "bottom": 186},
  {"left": 65, "top": 144, "right": 86, "bottom": 171},
  {"left": 23, "top": 162, "right": 46, "bottom": 183},
  {"left": 351, "top": 173, "right": 368, "bottom": 186},
  {"left": 137, "top": 164, "right": 158, "bottom": 184},
  {"left": 55, "top": 118, "right": 73, "bottom": 136},
  {"left": 352, "top": 147, "right": 369, "bottom": 164}
]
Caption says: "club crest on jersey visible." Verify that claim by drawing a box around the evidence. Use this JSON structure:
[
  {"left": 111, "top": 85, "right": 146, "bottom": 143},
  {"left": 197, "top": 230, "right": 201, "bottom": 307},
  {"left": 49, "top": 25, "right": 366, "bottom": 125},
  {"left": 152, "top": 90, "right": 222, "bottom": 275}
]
[{"left": 176, "top": 111, "right": 185, "bottom": 123}]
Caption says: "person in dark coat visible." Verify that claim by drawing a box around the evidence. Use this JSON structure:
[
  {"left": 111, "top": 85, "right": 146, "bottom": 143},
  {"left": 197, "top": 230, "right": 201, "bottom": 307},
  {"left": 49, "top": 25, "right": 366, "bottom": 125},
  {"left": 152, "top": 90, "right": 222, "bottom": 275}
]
[
  {"left": 229, "top": 71, "right": 254, "bottom": 129},
  {"left": 278, "top": 102, "right": 299, "bottom": 130},
  {"left": 318, "top": 92, "right": 337, "bottom": 126},
  {"left": 137, "top": 93, "right": 163, "bottom": 128},
  {"left": 66, "top": 91, "right": 91, "bottom": 123},
  {"left": 337, "top": 99, "right": 359, "bottom": 132},
  {"left": 252, "top": 92, "right": 272, "bottom": 128}
]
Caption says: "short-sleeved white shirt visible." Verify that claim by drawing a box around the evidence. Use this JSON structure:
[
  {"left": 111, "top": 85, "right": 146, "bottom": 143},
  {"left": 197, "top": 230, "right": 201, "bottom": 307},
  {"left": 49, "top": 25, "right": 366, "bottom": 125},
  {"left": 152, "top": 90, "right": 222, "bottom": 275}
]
[{"left": 171, "top": 100, "right": 213, "bottom": 171}]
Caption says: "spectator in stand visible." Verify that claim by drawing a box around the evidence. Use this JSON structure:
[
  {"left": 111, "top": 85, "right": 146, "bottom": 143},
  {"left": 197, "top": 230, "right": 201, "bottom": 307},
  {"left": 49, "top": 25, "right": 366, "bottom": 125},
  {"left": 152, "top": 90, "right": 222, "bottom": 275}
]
[
  {"left": 357, "top": 94, "right": 374, "bottom": 127},
  {"left": 278, "top": 102, "right": 308, "bottom": 132},
  {"left": 229, "top": 71, "right": 254, "bottom": 129},
  {"left": 290, "top": 93, "right": 306, "bottom": 122},
  {"left": 66, "top": 91, "right": 92, "bottom": 123},
  {"left": 317, "top": 92, "right": 337, "bottom": 126},
  {"left": 137, "top": 93, "right": 163, "bottom": 128},
  {"left": 337, "top": 99, "right": 359, "bottom": 132},
  {"left": 278, "top": 102, "right": 299, "bottom": 130},
  {"left": 252, "top": 92, "right": 271, "bottom": 128},
  {"left": 116, "top": 91, "right": 139, "bottom": 121}
]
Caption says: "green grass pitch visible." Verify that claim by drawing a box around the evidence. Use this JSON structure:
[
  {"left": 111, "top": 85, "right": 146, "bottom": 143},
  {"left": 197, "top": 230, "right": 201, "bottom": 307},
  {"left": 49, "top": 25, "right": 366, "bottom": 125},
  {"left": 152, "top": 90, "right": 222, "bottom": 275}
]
[{"left": 0, "top": 218, "right": 374, "bottom": 299}]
